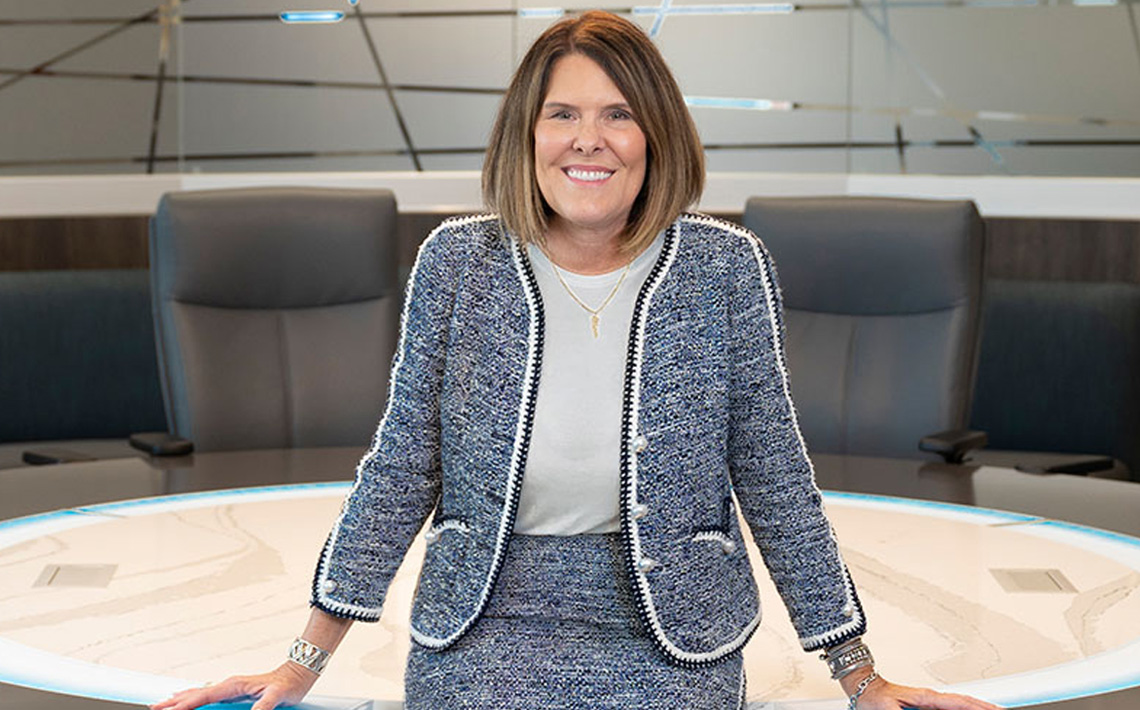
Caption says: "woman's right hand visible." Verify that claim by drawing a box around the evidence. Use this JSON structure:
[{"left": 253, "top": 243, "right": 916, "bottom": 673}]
[{"left": 149, "top": 661, "right": 318, "bottom": 710}]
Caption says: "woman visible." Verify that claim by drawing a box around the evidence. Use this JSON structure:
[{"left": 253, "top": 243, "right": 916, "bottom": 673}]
[{"left": 154, "top": 11, "right": 1002, "bottom": 710}]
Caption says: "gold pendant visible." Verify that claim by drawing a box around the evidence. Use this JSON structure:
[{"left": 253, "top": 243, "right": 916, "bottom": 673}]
[{"left": 590, "top": 314, "right": 600, "bottom": 338}]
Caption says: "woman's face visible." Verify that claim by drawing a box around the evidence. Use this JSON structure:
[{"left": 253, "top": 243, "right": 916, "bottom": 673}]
[{"left": 533, "top": 53, "right": 647, "bottom": 242}]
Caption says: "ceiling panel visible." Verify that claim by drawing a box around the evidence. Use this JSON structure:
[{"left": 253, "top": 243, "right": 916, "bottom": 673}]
[
  {"left": 847, "top": 148, "right": 911, "bottom": 175},
  {"left": 52, "top": 23, "right": 163, "bottom": 74},
  {"left": 419, "top": 153, "right": 486, "bottom": 171},
  {"left": 395, "top": 91, "right": 501, "bottom": 150},
  {"left": 178, "top": 84, "right": 407, "bottom": 154},
  {"left": 183, "top": 0, "right": 350, "bottom": 16},
  {"left": 0, "top": 26, "right": 122, "bottom": 69},
  {"left": 364, "top": 15, "right": 514, "bottom": 88},
  {"left": 702, "top": 147, "right": 849, "bottom": 173},
  {"left": 0, "top": 77, "right": 153, "bottom": 162},
  {"left": 363, "top": 0, "right": 510, "bottom": 10},
  {"left": 0, "top": 0, "right": 159, "bottom": 20},
  {"left": 178, "top": 154, "right": 416, "bottom": 173},
  {"left": 859, "top": 6, "right": 1140, "bottom": 117},
  {"left": 901, "top": 145, "right": 1019, "bottom": 175},
  {"left": 655, "top": 13, "right": 849, "bottom": 105},
  {"left": 999, "top": 145, "right": 1140, "bottom": 177},
  {"left": 690, "top": 107, "right": 849, "bottom": 144},
  {"left": 179, "top": 18, "right": 376, "bottom": 82},
  {"left": 186, "top": 0, "right": 513, "bottom": 13}
]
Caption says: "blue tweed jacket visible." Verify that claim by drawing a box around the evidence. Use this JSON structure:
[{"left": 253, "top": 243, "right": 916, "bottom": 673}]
[{"left": 312, "top": 212, "right": 866, "bottom": 666}]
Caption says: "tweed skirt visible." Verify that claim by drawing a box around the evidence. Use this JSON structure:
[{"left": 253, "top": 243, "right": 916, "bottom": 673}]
[{"left": 404, "top": 533, "right": 745, "bottom": 709}]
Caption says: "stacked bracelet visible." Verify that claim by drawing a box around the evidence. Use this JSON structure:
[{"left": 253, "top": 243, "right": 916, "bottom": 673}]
[
  {"left": 820, "top": 636, "right": 875, "bottom": 680},
  {"left": 288, "top": 637, "right": 331, "bottom": 675}
]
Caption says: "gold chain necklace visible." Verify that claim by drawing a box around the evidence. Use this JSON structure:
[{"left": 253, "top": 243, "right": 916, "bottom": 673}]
[{"left": 541, "top": 248, "right": 633, "bottom": 339}]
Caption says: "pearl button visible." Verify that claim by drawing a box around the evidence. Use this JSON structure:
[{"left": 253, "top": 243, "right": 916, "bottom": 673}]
[
  {"left": 631, "top": 503, "right": 649, "bottom": 520},
  {"left": 633, "top": 435, "right": 648, "bottom": 453},
  {"left": 721, "top": 540, "right": 736, "bottom": 554},
  {"left": 842, "top": 604, "right": 855, "bottom": 618},
  {"left": 425, "top": 530, "right": 439, "bottom": 544},
  {"left": 321, "top": 579, "right": 338, "bottom": 594},
  {"left": 637, "top": 556, "right": 658, "bottom": 573}
]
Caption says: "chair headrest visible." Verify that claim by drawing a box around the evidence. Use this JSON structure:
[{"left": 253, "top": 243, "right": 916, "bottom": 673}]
[
  {"left": 743, "top": 197, "right": 984, "bottom": 315},
  {"left": 151, "top": 187, "right": 398, "bottom": 308}
]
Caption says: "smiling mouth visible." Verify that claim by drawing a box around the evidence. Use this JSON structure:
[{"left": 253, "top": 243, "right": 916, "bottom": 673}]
[{"left": 564, "top": 168, "right": 615, "bottom": 182}]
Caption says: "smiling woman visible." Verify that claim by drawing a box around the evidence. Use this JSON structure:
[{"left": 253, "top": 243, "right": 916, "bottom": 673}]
[{"left": 153, "top": 11, "right": 1003, "bottom": 710}]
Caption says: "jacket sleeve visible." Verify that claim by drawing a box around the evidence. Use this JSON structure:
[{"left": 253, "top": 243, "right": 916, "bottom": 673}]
[
  {"left": 310, "top": 226, "right": 461, "bottom": 622},
  {"left": 725, "top": 231, "right": 867, "bottom": 651}
]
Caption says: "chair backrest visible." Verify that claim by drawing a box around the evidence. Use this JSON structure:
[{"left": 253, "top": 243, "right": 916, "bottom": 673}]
[
  {"left": 971, "top": 279, "right": 1140, "bottom": 477},
  {"left": 0, "top": 269, "right": 166, "bottom": 443},
  {"left": 742, "top": 196, "right": 985, "bottom": 458},
  {"left": 150, "top": 187, "right": 400, "bottom": 451}
]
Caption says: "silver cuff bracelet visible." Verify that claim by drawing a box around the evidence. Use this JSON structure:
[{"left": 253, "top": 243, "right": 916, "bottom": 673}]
[{"left": 288, "top": 637, "right": 331, "bottom": 675}]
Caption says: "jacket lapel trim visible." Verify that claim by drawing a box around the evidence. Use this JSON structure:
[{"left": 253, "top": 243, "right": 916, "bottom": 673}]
[
  {"left": 620, "top": 215, "right": 763, "bottom": 666},
  {"left": 313, "top": 214, "right": 497, "bottom": 621},
  {"left": 411, "top": 228, "right": 546, "bottom": 648},
  {"left": 728, "top": 212, "right": 865, "bottom": 651}
]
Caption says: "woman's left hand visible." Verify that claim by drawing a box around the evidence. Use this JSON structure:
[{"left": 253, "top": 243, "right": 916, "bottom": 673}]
[{"left": 848, "top": 673, "right": 1004, "bottom": 710}]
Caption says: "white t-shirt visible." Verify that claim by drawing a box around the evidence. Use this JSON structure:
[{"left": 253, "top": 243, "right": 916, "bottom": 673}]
[{"left": 516, "top": 235, "right": 664, "bottom": 535}]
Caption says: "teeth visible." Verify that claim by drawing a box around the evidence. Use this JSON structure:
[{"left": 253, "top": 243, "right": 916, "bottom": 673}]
[{"left": 566, "top": 168, "right": 613, "bottom": 182}]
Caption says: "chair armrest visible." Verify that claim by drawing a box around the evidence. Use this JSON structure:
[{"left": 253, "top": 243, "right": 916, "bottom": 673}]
[
  {"left": 21, "top": 448, "right": 99, "bottom": 466},
  {"left": 1014, "top": 456, "right": 1116, "bottom": 476},
  {"left": 919, "top": 429, "right": 988, "bottom": 464},
  {"left": 129, "top": 432, "right": 194, "bottom": 457}
]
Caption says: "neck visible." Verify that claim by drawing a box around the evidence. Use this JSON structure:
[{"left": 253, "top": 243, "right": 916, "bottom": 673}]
[{"left": 543, "top": 220, "right": 629, "bottom": 275}]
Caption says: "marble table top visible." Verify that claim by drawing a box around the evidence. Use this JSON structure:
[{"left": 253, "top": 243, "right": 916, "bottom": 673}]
[{"left": 1, "top": 483, "right": 1138, "bottom": 709}]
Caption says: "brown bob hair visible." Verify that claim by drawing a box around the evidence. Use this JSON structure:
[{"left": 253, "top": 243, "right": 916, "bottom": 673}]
[{"left": 482, "top": 11, "right": 704, "bottom": 255}]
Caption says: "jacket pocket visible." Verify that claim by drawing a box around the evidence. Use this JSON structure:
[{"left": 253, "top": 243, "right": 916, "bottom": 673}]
[
  {"left": 424, "top": 517, "right": 470, "bottom": 544},
  {"left": 690, "top": 496, "right": 740, "bottom": 555}
]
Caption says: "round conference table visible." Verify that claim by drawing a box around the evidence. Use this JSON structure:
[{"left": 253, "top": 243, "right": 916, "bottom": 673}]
[{"left": 1, "top": 448, "right": 1139, "bottom": 710}]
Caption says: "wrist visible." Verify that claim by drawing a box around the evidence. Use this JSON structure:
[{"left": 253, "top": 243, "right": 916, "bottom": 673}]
[
  {"left": 841, "top": 670, "right": 881, "bottom": 710},
  {"left": 838, "top": 666, "right": 877, "bottom": 696}
]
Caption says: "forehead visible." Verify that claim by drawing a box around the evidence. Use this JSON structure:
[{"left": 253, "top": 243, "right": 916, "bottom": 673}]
[{"left": 543, "top": 53, "right": 628, "bottom": 103}]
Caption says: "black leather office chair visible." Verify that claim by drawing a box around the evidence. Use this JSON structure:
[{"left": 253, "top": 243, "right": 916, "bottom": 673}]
[
  {"left": 0, "top": 269, "right": 167, "bottom": 469},
  {"left": 742, "top": 196, "right": 986, "bottom": 459},
  {"left": 969, "top": 279, "right": 1138, "bottom": 479},
  {"left": 149, "top": 187, "right": 400, "bottom": 452}
]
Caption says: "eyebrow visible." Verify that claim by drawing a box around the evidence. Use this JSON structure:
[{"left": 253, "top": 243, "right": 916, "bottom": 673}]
[{"left": 542, "top": 101, "right": 633, "bottom": 112}]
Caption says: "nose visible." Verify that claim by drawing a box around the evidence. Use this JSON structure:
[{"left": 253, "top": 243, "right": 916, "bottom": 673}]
[{"left": 573, "top": 119, "right": 603, "bottom": 155}]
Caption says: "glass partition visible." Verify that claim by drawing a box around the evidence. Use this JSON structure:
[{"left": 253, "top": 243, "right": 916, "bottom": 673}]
[{"left": 2, "top": 0, "right": 1138, "bottom": 176}]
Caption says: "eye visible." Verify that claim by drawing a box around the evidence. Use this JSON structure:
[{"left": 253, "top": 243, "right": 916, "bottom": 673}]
[
  {"left": 608, "top": 108, "right": 634, "bottom": 121},
  {"left": 547, "top": 108, "right": 575, "bottom": 120}
]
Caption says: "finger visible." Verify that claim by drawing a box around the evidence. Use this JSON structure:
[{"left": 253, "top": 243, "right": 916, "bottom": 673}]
[
  {"left": 936, "top": 692, "right": 1004, "bottom": 710},
  {"left": 170, "top": 677, "right": 255, "bottom": 710},
  {"left": 250, "top": 687, "right": 286, "bottom": 710},
  {"left": 901, "top": 689, "right": 1004, "bottom": 710},
  {"left": 151, "top": 688, "right": 215, "bottom": 710},
  {"left": 151, "top": 687, "right": 205, "bottom": 709}
]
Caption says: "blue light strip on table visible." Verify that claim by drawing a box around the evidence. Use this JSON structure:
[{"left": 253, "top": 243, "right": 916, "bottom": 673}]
[
  {"left": 820, "top": 490, "right": 1042, "bottom": 524},
  {"left": 0, "top": 482, "right": 351, "bottom": 536},
  {"left": 279, "top": 11, "right": 346, "bottom": 23}
]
